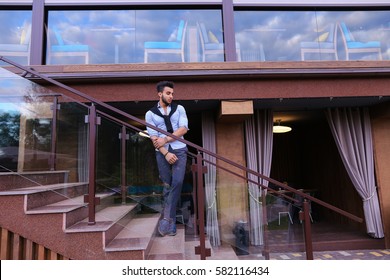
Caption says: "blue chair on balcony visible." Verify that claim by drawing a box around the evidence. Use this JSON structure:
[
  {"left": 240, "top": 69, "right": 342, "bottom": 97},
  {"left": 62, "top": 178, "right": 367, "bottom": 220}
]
[
  {"left": 144, "top": 20, "right": 187, "bottom": 63},
  {"left": 197, "top": 22, "right": 241, "bottom": 62},
  {"left": 300, "top": 23, "right": 338, "bottom": 61},
  {"left": 339, "top": 22, "right": 382, "bottom": 60},
  {"left": 47, "top": 27, "right": 90, "bottom": 64},
  {"left": 0, "top": 22, "right": 31, "bottom": 64}
]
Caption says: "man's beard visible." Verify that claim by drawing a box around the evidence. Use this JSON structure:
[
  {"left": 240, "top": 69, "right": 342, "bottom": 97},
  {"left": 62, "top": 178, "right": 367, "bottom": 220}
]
[{"left": 162, "top": 95, "right": 171, "bottom": 106}]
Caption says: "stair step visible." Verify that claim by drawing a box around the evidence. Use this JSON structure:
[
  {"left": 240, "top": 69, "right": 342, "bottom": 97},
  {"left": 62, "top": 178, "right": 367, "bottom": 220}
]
[
  {"left": 65, "top": 203, "right": 138, "bottom": 233},
  {"left": 105, "top": 213, "right": 160, "bottom": 253},
  {"left": 0, "top": 170, "right": 70, "bottom": 190},
  {"left": 0, "top": 182, "right": 90, "bottom": 211},
  {"left": 25, "top": 192, "right": 113, "bottom": 214},
  {"left": 184, "top": 239, "right": 239, "bottom": 260},
  {"left": 0, "top": 182, "right": 88, "bottom": 195},
  {"left": 147, "top": 225, "right": 186, "bottom": 260}
]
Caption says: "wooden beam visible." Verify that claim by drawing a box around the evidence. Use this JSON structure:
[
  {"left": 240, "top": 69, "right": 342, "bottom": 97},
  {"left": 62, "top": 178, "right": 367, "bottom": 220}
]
[{"left": 219, "top": 100, "right": 253, "bottom": 122}]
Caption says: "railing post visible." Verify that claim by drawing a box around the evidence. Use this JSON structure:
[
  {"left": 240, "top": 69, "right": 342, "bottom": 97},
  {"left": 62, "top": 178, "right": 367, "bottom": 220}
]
[
  {"left": 84, "top": 104, "right": 100, "bottom": 225},
  {"left": 119, "top": 125, "right": 128, "bottom": 204},
  {"left": 190, "top": 157, "right": 198, "bottom": 237},
  {"left": 49, "top": 96, "right": 59, "bottom": 171},
  {"left": 301, "top": 199, "right": 314, "bottom": 260},
  {"left": 262, "top": 189, "right": 270, "bottom": 260},
  {"left": 194, "top": 152, "right": 211, "bottom": 260}
]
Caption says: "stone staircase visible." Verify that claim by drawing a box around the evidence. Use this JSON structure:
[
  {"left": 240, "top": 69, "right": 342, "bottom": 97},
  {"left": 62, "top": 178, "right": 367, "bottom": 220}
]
[
  {"left": 0, "top": 171, "right": 240, "bottom": 260},
  {"left": 0, "top": 172, "right": 166, "bottom": 260}
]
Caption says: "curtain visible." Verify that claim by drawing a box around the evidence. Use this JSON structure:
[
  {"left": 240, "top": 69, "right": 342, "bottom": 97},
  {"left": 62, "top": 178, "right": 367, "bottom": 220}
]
[
  {"left": 201, "top": 111, "right": 220, "bottom": 246},
  {"left": 326, "top": 107, "right": 384, "bottom": 238},
  {"left": 244, "top": 109, "right": 274, "bottom": 245}
]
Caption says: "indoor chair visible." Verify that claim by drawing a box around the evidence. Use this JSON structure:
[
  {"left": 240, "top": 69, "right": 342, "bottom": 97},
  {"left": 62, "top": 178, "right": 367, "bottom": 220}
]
[
  {"left": 300, "top": 23, "right": 338, "bottom": 61},
  {"left": 0, "top": 22, "right": 31, "bottom": 64},
  {"left": 144, "top": 20, "right": 187, "bottom": 63},
  {"left": 339, "top": 22, "right": 382, "bottom": 60},
  {"left": 47, "top": 27, "right": 90, "bottom": 64},
  {"left": 197, "top": 22, "right": 241, "bottom": 62}
]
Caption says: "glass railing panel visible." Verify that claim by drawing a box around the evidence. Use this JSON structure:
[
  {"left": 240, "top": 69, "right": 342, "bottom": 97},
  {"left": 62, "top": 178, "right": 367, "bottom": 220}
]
[
  {"left": 55, "top": 96, "right": 89, "bottom": 184},
  {"left": 93, "top": 113, "right": 167, "bottom": 227},
  {"left": 0, "top": 66, "right": 89, "bottom": 197},
  {"left": 201, "top": 160, "right": 259, "bottom": 257},
  {"left": 125, "top": 127, "right": 163, "bottom": 214},
  {"left": 93, "top": 114, "right": 162, "bottom": 205},
  {"left": 93, "top": 112, "right": 196, "bottom": 232},
  {"left": 204, "top": 160, "right": 309, "bottom": 259},
  {"left": 1, "top": 66, "right": 55, "bottom": 175},
  {"left": 264, "top": 189, "right": 306, "bottom": 258},
  {"left": 0, "top": 94, "right": 55, "bottom": 174},
  {"left": 95, "top": 114, "right": 122, "bottom": 195}
]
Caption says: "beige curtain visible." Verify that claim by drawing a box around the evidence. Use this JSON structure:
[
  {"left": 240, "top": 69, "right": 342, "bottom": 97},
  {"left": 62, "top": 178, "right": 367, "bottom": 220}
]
[
  {"left": 245, "top": 109, "right": 273, "bottom": 245},
  {"left": 201, "top": 111, "right": 220, "bottom": 246},
  {"left": 326, "top": 107, "right": 384, "bottom": 238}
]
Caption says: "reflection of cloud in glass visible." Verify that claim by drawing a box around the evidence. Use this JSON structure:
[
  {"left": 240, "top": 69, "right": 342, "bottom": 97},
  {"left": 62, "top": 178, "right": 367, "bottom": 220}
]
[
  {"left": 0, "top": 67, "right": 56, "bottom": 119},
  {"left": 0, "top": 11, "right": 32, "bottom": 44},
  {"left": 47, "top": 9, "right": 222, "bottom": 63},
  {"left": 235, "top": 10, "right": 390, "bottom": 61}
]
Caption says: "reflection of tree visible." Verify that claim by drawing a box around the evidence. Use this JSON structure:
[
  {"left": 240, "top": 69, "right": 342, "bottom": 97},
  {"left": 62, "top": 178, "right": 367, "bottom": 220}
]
[
  {"left": 25, "top": 119, "right": 51, "bottom": 148},
  {"left": 0, "top": 112, "right": 20, "bottom": 147}
]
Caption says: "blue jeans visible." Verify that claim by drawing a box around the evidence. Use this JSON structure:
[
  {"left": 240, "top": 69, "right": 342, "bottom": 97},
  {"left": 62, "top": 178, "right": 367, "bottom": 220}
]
[{"left": 156, "top": 146, "right": 187, "bottom": 221}]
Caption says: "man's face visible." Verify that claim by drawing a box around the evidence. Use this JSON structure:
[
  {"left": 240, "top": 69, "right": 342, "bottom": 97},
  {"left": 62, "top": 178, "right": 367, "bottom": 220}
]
[{"left": 160, "top": 86, "right": 174, "bottom": 106}]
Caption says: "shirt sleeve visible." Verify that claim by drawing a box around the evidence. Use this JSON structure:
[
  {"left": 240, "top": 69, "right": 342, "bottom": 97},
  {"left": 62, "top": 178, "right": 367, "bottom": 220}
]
[
  {"left": 145, "top": 110, "right": 158, "bottom": 137},
  {"left": 178, "top": 105, "right": 189, "bottom": 130}
]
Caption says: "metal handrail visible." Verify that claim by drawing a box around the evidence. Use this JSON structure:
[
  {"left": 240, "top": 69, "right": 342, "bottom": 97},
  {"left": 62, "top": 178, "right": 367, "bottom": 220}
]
[
  {"left": 0, "top": 57, "right": 363, "bottom": 220},
  {"left": 1, "top": 56, "right": 364, "bottom": 260}
]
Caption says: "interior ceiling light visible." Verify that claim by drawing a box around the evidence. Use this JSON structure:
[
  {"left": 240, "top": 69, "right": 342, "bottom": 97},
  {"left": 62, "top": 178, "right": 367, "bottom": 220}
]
[
  {"left": 273, "top": 119, "right": 292, "bottom": 133},
  {"left": 138, "top": 130, "right": 150, "bottom": 138}
]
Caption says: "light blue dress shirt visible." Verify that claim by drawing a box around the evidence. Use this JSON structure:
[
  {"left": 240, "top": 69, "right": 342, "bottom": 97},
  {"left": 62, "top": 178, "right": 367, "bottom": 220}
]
[{"left": 145, "top": 102, "right": 189, "bottom": 150}]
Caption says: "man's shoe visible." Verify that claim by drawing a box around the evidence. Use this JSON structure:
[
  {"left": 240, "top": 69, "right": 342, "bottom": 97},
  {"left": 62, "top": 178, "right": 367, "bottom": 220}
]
[
  {"left": 158, "top": 219, "right": 170, "bottom": 236},
  {"left": 167, "top": 223, "right": 177, "bottom": 236}
]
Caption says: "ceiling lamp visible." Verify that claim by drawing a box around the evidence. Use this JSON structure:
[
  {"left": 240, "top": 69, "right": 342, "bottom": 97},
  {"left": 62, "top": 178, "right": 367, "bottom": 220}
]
[
  {"left": 273, "top": 119, "right": 292, "bottom": 133},
  {"left": 138, "top": 130, "right": 150, "bottom": 138}
]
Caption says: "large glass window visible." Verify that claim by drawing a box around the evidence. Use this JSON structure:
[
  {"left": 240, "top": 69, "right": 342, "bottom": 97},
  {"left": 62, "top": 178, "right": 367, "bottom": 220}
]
[
  {"left": 0, "top": 10, "right": 32, "bottom": 65},
  {"left": 46, "top": 9, "right": 223, "bottom": 65},
  {"left": 234, "top": 10, "right": 390, "bottom": 61}
]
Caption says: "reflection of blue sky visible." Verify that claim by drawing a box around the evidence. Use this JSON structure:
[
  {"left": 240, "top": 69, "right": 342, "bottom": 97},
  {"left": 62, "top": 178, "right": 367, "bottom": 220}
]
[
  {"left": 0, "top": 67, "right": 55, "bottom": 117},
  {"left": 0, "top": 67, "right": 52, "bottom": 96},
  {"left": 235, "top": 10, "right": 390, "bottom": 61},
  {"left": 1, "top": 8, "right": 389, "bottom": 63},
  {"left": 48, "top": 9, "right": 222, "bottom": 63},
  {"left": 0, "top": 10, "right": 32, "bottom": 65},
  {"left": 0, "top": 102, "right": 19, "bottom": 115},
  {"left": 0, "top": 10, "right": 32, "bottom": 44},
  {"left": 47, "top": 8, "right": 390, "bottom": 62}
]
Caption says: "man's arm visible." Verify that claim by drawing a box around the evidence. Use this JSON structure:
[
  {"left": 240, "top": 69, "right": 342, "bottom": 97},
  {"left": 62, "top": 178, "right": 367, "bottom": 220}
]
[
  {"left": 153, "top": 126, "right": 188, "bottom": 148},
  {"left": 151, "top": 135, "right": 178, "bottom": 165},
  {"left": 154, "top": 105, "right": 189, "bottom": 147}
]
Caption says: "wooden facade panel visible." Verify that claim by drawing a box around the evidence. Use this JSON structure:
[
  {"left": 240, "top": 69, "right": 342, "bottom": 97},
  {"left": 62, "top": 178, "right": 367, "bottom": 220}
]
[
  {"left": 1, "top": 228, "right": 10, "bottom": 260},
  {"left": 0, "top": 227, "right": 67, "bottom": 260}
]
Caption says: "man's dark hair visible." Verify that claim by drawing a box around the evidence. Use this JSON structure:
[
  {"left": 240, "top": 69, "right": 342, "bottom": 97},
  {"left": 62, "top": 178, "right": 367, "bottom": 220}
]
[{"left": 156, "top": 81, "right": 174, "bottom": 93}]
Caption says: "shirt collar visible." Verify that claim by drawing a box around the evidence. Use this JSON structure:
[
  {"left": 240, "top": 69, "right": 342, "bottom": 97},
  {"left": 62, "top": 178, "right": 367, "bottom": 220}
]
[{"left": 157, "top": 102, "right": 170, "bottom": 109}]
